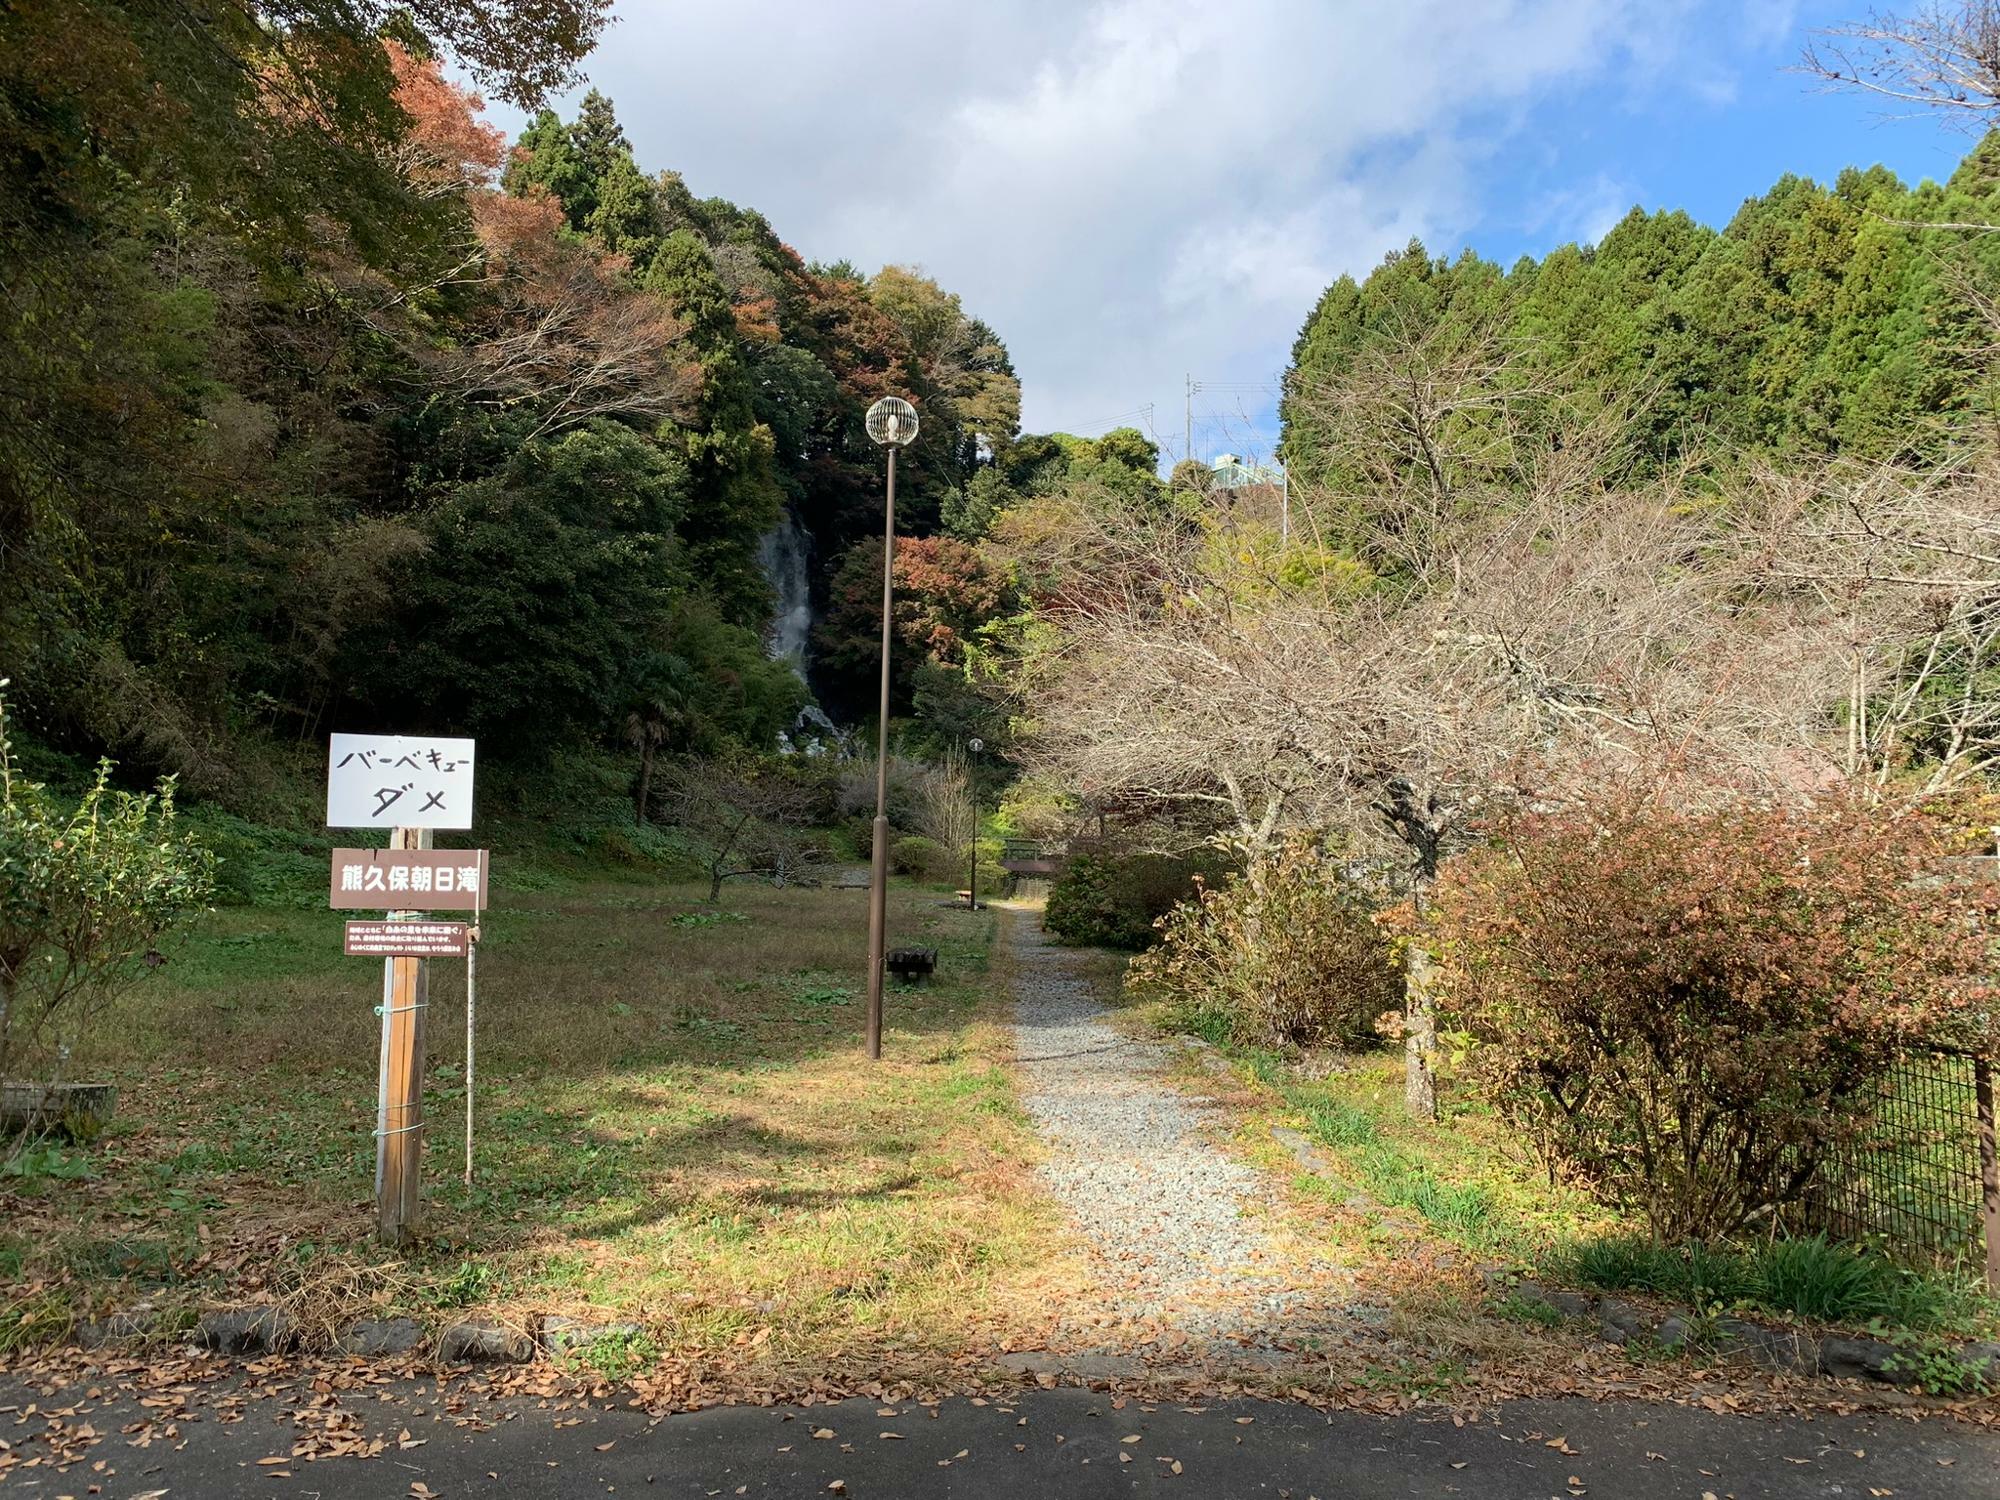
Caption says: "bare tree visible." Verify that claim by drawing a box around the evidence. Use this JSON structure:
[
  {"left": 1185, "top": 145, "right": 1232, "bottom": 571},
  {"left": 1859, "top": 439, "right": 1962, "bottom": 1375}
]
[
  {"left": 1008, "top": 305, "right": 2000, "bottom": 1115},
  {"left": 912, "top": 749, "right": 977, "bottom": 865},
  {"left": 1731, "top": 455, "right": 2000, "bottom": 797},
  {"left": 1803, "top": 3, "right": 2000, "bottom": 126},
  {"left": 660, "top": 759, "right": 828, "bottom": 902}
]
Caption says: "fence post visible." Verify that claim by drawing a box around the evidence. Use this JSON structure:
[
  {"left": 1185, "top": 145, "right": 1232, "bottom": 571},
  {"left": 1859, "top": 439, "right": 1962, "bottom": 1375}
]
[{"left": 1977, "top": 1055, "right": 1999, "bottom": 1294}]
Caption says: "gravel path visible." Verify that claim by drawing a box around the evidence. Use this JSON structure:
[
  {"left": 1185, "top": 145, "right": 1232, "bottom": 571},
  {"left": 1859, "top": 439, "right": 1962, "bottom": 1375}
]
[{"left": 1005, "top": 907, "right": 1353, "bottom": 1349}]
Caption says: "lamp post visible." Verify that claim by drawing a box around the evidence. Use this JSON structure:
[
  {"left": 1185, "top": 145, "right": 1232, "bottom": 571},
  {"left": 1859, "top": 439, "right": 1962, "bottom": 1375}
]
[
  {"left": 863, "top": 396, "right": 919, "bottom": 1061},
  {"left": 965, "top": 737, "right": 984, "bottom": 911}
]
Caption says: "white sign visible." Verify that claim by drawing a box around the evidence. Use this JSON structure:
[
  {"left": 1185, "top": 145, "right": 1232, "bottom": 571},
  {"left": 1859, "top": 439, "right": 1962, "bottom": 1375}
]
[{"left": 327, "top": 734, "right": 476, "bottom": 829}]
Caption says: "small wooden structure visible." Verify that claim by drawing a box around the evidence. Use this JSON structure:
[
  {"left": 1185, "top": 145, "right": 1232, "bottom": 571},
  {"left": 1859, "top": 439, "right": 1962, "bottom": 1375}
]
[
  {"left": 1, "top": 1081, "right": 117, "bottom": 1140},
  {"left": 885, "top": 946, "right": 937, "bottom": 982},
  {"left": 998, "top": 839, "right": 1059, "bottom": 878}
]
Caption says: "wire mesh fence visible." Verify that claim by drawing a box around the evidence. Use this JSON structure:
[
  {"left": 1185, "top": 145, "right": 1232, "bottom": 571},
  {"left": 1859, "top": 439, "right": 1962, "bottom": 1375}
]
[{"left": 1792, "top": 1046, "right": 1998, "bottom": 1282}]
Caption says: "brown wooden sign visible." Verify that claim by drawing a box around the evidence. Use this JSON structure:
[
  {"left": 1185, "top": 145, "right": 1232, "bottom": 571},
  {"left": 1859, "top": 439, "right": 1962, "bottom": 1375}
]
[
  {"left": 330, "top": 848, "right": 488, "bottom": 911},
  {"left": 344, "top": 920, "right": 470, "bottom": 958}
]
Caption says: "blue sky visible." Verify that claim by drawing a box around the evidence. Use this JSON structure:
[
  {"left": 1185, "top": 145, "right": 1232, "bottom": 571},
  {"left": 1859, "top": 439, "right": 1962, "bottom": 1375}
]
[
  {"left": 1473, "top": 4, "right": 1965, "bottom": 266},
  {"left": 488, "top": 1, "right": 1983, "bottom": 467}
]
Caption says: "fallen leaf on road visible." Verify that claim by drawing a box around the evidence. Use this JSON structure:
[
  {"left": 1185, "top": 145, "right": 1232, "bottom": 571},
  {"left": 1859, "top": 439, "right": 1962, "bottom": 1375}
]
[
  {"left": 827, "top": 1483, "right": 846, "bottom": 1495},
  {"left": 1121, "top": 1434, "right": 1142, "bottom": 1444},
  {"left": 1234, "top": 1417, "right": 1255, "bottom": 1426},
  {"left": 879, "top": 1433, "right": 903, "bottom": 1441},
  {"left": 811, "top": 1428, "right": 835, "bottom": 1440},
  {"left": 595, "top": 1442, "right": 614, "bottom": 1452}
]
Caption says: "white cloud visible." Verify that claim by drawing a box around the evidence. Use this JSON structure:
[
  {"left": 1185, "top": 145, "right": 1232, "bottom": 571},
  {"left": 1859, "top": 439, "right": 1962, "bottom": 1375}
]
[{"left": 489, "top": 0, "right": 1740, "bottom": 454}]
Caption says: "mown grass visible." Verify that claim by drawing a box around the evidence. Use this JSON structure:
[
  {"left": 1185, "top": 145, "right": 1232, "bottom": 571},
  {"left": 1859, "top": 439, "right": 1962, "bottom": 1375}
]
[
  {"left": 1230, "top": 1048, "right": 1608, "bottom": 1254},
  {"left": 0, "top": 875, "right": 1078, "bottom": 1377}
]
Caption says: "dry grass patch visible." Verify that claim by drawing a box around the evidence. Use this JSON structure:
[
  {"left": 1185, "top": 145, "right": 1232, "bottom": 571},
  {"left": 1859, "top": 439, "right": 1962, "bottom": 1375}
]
[{"left": 0, "top": 878, "right": 1082, "bottom": 1380}]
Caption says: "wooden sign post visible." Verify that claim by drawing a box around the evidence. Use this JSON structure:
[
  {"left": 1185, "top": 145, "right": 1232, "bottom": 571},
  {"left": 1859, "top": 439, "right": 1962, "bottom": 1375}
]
[
  {"left": 376, "top": 825, "right": 430, "bottom": 1246},
  {"left": 326, "top": 733, "right": 478, "bottom": 1248}
]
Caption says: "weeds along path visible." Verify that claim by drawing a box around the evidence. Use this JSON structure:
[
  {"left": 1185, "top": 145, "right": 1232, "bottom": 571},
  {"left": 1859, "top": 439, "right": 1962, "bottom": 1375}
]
[{"left": 1001, "top": 905, "right": 1358, "bottom": 1366}]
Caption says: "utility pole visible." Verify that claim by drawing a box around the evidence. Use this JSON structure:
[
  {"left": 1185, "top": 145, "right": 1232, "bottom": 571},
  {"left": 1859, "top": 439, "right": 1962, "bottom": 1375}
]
[{"left": 1184, "top": 373, "right": 1193, "bottom": 466}]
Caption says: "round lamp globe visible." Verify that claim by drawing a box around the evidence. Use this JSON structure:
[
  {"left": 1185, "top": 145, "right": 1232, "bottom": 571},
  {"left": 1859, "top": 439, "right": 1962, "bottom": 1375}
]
[{"left": 865, "top": 396, "right": 920, "bottom": 447}]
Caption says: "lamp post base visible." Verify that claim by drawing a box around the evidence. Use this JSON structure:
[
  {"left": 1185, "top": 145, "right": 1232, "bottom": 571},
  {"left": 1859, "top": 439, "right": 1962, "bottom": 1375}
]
[{"left": 865, "top": 812, "right": 889, "bottom": 1060}]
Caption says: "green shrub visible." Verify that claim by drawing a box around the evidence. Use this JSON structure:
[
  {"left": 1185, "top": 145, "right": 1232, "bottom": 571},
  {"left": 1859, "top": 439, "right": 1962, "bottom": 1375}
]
[
  {"left": 1431, "top": 793, "right": 1992, "bottom": 1241},
  {"left": 188, "top": 810, "right": 329, "bottom": 909},
  {"left": 1557, "top": 1230, "right": 1974, "bottom": 1331},
  {"left": 1125, "top": 840, "right": 1400, "bottom": 1047},
  {"left": 890, "top": 834, "right": 958, "bottom": 884},
  {"left": 1043, "top": 849, "right": 1230, "bottom": 950},
  {"left": 1, "top": 693, "right": 215, "bottom": 1087}
]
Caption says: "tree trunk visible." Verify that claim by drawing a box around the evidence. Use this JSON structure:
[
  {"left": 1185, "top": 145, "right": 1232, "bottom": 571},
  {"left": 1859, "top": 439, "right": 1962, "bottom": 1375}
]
[
  {"left": 1403, "top": 934, "right": 1438, "bottom": 1120},
  {"left": 635, "top": 739, "right": 655, "bottom": 826},
  {"left": 1403, "top": 871, "right": 1438, "bottom": 1120},
  {"left": 0, "top": 967, "right": 14, "bottom": 1080}
]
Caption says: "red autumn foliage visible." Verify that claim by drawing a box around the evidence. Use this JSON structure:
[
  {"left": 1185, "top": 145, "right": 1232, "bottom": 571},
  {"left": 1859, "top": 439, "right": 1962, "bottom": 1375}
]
[
  {"left": 1426, "top": 790, "right": 1997, "bottom": 1240},
  {"left": 731, "top": 291, "right": 781, "bottom": 346},
  {"left": 386, "top": 41, "right": 505, "bottom": 197},
  {"left": 815, "top": 535, "right": 1008, "bottom": 702},
  {"left": 417, "top": 183, "right": 691, "bottom": 436}
]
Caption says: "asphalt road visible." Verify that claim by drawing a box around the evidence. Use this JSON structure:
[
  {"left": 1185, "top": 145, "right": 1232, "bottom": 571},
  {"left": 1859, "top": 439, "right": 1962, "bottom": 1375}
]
[{"left": 4, "top": 1380, "right": 1998, "bottom": 1499}]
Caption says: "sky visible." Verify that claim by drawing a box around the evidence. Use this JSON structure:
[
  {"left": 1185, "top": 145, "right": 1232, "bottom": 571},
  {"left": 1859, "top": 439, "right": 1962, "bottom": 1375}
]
[{"left": 484, "top": 0, "right": 1979, "bottom": 465}]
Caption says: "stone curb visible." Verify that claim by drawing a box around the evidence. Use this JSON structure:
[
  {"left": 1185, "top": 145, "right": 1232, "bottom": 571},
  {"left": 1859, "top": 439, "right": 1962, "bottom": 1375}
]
[
  {"left": 1487, "top": 1273, "right": 2000, "bottom": 1389},
  {"left": 69, "top": 1305, "right": 647, "bottom": 1366}
]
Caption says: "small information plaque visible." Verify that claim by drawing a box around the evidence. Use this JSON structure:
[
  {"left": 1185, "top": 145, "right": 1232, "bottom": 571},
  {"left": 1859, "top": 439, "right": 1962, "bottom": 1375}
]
[{"left": 343, "top": 920, "right": 470, "bottom": 959}]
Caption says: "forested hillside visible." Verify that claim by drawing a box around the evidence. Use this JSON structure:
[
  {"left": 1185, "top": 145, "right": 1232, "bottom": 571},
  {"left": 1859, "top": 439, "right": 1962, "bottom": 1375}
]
[
  {"left": 1282, "top": 136, "right": 2000, "bottom": 476},
  {"left": 0, "top": 3, "right": 1019, "bottom": 814}
]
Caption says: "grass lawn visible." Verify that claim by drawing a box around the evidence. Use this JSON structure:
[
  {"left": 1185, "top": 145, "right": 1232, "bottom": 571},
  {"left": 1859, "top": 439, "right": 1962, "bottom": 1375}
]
[{"left": 0, "top": 875, "right": 1082, "bottom": 1387}]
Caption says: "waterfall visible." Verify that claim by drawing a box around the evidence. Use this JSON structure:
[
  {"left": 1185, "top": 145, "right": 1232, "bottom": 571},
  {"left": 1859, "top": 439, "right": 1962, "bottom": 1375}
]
[
  {"left": 759, "top": 506, "right": 815, "bottom": 668},
  {"left": 759, "top": 507, "right": 846, "bottom": 753}
]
